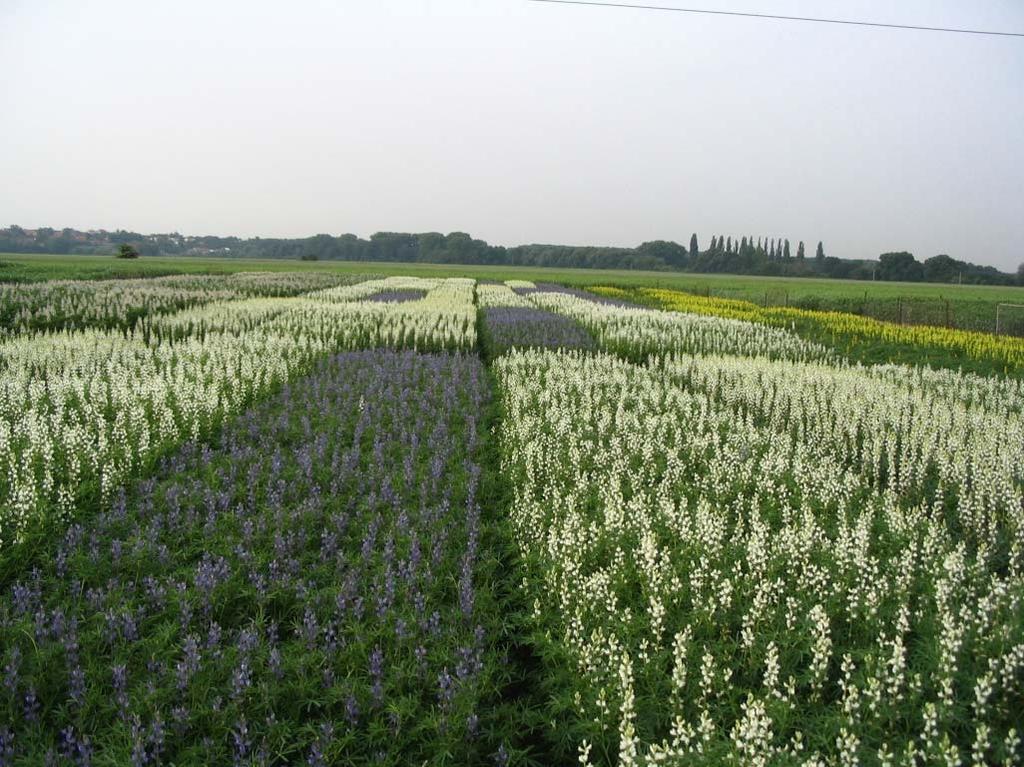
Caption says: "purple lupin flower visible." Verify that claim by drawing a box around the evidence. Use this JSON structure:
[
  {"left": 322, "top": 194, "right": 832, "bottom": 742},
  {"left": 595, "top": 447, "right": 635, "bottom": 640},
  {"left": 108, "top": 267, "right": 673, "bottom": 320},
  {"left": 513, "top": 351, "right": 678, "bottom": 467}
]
[
  {"left": 112, "top": 665, "right": 129, "bottom": 720},
  {"left": 344, "top": 694, "right": 359, "bottom": 726},
  {"left": 231, "top": 717, "right": 250, "bottom": 767},
  {"left": 437, "top": 668, "right": 455, "bottom": 708},
  {"left": 176, "top": 634, "right": 201, "bottom": 690},
  {"left": 3, "top": 647, "right": 20, "bottom": 693},
  {"left": 68, "top": 664, "right": 86, "bottom": 708},
  {"left": 231, "top": 658, "right": 251, "bottom": 701},
  {"left": 268, "top": 647, "right": 283, "bottom": 680},
  {"left": 369, "top": 646, "right": 384, "bottom": 707},
  {"left": 23, "top": 687, "right": 40, "bottom": 723},
  {"left": 494, "top": 743, "right": 510, "bottom": 766},
  {"left": 0, "top": 728, "right": 13, "bottom": 767},
  {"left": 129, "top": 716, "right": 146, "bottom": 767},
  {"left": 306, "top": 723, "right": 334, "bottom": 767},
  {"left": 301, "top": 607, "right": 319, "bottom": 650}
]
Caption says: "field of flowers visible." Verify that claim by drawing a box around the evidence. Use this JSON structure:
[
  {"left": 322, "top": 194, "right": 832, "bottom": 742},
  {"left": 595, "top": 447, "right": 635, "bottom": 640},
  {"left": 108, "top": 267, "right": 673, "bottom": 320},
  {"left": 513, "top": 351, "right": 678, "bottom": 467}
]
[
  {"left": 1, "top": 350, "right": 502, "bottom": 764},
  {"left": 600, "top": 286, "right": 1024, "bottom": 376},
  {"left": 0, "top": 273, "right": 365, "bottom": 336},
  {"left": 1, "top": 272, "right": 1020, "bottom": 765}
]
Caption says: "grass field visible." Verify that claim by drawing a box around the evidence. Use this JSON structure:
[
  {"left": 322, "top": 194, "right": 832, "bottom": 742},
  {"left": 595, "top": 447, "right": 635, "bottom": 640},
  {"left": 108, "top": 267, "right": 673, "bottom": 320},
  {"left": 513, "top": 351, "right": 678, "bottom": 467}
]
[{"left": 5, "top": 252, "right": 1024, "bottom": 334}]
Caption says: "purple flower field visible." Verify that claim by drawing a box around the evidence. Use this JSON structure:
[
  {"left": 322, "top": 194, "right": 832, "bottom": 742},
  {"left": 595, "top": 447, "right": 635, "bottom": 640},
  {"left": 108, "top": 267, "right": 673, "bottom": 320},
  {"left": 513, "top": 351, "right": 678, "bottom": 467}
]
[
  {"left": 0, "top": 351, "right": 502, "bottom": 765},
  {"left": 481, "top": 306, "right": 595, "bottom": 355},
  {"left": 364, "top": 290, "right": 427, "bottom": 303}
]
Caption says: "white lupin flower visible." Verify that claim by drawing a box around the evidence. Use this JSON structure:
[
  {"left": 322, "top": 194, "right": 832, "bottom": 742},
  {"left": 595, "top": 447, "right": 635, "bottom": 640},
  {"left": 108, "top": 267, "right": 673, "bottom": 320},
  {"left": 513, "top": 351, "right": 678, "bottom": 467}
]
[{"left": 494, "top": 347, "right": 1022, "bottom": 766}]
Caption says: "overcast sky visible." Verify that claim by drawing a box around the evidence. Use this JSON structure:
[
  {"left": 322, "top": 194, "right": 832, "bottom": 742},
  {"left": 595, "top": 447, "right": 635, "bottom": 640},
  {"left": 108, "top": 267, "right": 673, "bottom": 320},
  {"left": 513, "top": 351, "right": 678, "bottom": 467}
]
[{"left": 2, "top": 0, "right": 1022, "bottom": 268}]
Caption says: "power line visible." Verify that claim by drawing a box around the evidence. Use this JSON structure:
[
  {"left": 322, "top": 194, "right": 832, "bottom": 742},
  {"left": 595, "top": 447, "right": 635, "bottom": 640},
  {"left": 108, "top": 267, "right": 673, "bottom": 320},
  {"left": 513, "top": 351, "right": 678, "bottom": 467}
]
[{"left": 526, "top": 0, "right": 1024, "bottom": 38}]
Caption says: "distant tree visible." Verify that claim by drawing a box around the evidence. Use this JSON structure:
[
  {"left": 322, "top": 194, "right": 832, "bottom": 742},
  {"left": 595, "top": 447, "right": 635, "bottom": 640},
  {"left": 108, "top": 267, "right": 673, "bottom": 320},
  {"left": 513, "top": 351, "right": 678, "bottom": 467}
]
[
  {"left": 725, "top": 236, "right": 732, "bottom": 254},
  {"left": 797, "top": 241, "right": 805, "bottom": 260},
  {"left": 117, "top": 244, "right": 139, "bottom": 259},
  {"left": 815, "top": 241, "right": 825, "bottom": 261},
  {"left": 637, "top": 240, "right": 687, "bottom": 269},
  {"left": 783, "top": 240, "right": 791, "bottom": 259},
  {"left": 923, "top": 254, "right": 960, "bottom": 283},
  {"left": 300, "top": 253, "right": 319, "bottom": 261},
  {"left": 878, "top": 251, "right": 924, "bottom": 282},
  {"left": 689, "top": 233, "right": 699, "bottom": 258},
  {"left": 1018, "top": 263, "right": 1024, "bottom": 286}
]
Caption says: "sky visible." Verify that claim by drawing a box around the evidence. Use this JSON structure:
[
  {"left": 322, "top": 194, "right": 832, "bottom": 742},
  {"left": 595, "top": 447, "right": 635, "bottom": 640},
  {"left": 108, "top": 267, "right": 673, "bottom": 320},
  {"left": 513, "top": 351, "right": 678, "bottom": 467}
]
[{"left": 1, "top": 1, "right": 1023, "bottom": 269}]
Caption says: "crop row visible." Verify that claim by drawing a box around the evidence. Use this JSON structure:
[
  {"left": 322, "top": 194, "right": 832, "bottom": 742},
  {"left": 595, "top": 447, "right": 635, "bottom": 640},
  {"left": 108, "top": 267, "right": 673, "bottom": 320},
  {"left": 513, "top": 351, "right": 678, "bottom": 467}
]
[
  {"left": 495, "top": 349, "right": 1023, "bottom": 766},
  {"left": 528, "top": 290, "right": 829, "bottom": 362},
  {"left": 611, "top": 287, "right": 1024, "bottom": 375},
  {"left": 0, "top": 272, "right": 368, "bottom": 336},
  {"left": 0, "top": 350, "right": 500, "bottom": 765}
]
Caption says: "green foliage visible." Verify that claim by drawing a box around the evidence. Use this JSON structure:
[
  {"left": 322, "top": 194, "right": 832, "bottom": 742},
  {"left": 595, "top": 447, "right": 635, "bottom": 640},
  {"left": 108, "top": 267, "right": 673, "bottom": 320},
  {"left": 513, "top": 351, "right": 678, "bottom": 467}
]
[
  {"left": 117, "top": 243, "right": 140, "bottom": 259},
  {"left": 879, "top": 251, "right": 924, "bottom": 282}
]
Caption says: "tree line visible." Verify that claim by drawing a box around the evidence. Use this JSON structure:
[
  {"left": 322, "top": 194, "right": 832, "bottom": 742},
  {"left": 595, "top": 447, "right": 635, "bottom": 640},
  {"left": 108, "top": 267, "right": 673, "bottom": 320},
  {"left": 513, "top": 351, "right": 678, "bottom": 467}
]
[{"left": 1, "top": 225, "right": 1019, "bottom": 286}]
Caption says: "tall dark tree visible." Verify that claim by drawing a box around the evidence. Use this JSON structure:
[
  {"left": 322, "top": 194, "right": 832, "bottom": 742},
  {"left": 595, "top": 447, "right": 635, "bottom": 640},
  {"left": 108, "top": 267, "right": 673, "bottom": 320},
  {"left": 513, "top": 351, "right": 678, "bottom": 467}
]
[
  {"left": 726, "top": 236, "right": 732, "bottom": 254},
  {"left": 878, "top": 251, "right": 923, "bottom": 282},
  {"left": 923, "top": 254, "right": 960, "bottom": 283},
  {"left": 784, "top": 240, "right": 791, "bottom": 259},
  {"left": 638, "top": 240, "right": 687, "bottom": 269},
  {"left": 797, "top": 241, "right": 805, "bottom": 259},
  {"left": 689, "top": 233, "right": 699, "bottom": 258},
  {"left": 815, "top": 241, "right": 825, "bottom": 261}
]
